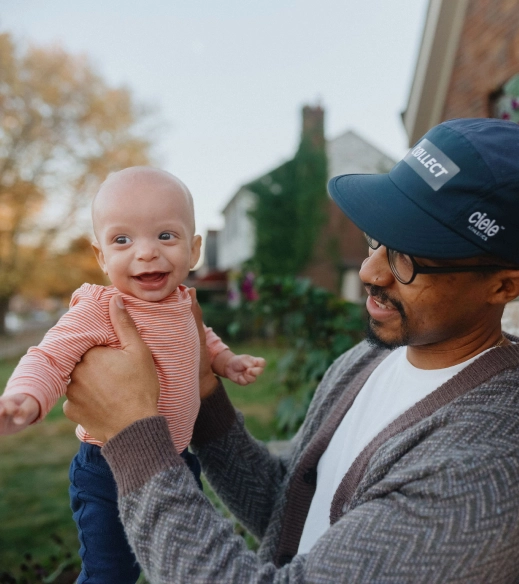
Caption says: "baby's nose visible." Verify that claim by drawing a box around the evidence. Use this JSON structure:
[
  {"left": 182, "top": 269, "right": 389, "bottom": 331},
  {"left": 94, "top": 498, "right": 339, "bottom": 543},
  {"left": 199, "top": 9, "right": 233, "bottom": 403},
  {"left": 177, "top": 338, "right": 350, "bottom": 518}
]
[{"left": 135, "top": 241, "right": 159, "bottom": 261}]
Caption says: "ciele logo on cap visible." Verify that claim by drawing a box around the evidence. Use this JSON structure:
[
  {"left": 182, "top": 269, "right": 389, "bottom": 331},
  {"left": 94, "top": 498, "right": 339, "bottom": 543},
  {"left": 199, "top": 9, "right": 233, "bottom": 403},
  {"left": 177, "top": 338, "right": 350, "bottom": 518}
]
[
  {"left": 467, "top": 211, "right": 505, "bottom": 241},
  {"left": 403, "top": 139, "right": 460, "bottom": 191}
]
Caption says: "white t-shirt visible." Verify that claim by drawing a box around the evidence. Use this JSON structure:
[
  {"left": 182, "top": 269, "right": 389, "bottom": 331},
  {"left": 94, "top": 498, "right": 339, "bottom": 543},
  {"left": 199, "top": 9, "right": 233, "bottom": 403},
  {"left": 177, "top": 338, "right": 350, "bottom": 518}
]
[{"left": 298, "top": 346, "right": 490, "bottom": 554}]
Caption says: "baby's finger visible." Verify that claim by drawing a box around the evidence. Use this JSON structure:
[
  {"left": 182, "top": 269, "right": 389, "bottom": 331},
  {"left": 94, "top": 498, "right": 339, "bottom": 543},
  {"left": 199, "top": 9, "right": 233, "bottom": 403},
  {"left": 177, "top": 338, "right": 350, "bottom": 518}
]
[
  {"left": 247, "top": 366, "right": 265, "bottom": 377},
  {"left": 241, "top": 355, "right": 266, "bottom": 369},
  {"left": 241, "top": 371, "right": 257, "bottom": 384},
  {"left": 13, "top": 396, "right": 37, "bottom": 425},
  {"left": 2, "top": 398, "right": 18, "bottom": 418},
  {"left": 13, "top": 411, "right": 27, "bottom": 424}
]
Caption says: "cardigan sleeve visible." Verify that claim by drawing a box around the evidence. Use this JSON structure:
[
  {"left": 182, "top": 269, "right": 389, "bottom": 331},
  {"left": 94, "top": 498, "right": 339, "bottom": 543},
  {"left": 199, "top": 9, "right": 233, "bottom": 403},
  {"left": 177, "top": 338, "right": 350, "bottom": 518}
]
[{"left": 102, "top": 413, "right": 519, "bottom": 583}]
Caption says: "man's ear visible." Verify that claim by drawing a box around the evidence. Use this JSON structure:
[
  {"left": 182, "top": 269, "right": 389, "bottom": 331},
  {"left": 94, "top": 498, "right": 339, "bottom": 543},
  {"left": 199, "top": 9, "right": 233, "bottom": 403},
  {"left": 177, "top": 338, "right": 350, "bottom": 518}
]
[
  {"left": 190, "top": 235, "right": 202, "bottom": 270},
  {"left": 92, "top": 241, "right": 108, "bottom": 275},
  {"left": 488, "top": 270, "right": 519, "bottom": 305}
]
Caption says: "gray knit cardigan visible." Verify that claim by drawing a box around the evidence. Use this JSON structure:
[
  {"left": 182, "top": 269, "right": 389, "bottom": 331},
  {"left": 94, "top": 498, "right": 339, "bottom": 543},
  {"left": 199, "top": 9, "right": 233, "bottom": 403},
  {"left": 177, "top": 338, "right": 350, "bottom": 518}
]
[{"left": 102, "top": 339, "right": 519, "bottom": 583}]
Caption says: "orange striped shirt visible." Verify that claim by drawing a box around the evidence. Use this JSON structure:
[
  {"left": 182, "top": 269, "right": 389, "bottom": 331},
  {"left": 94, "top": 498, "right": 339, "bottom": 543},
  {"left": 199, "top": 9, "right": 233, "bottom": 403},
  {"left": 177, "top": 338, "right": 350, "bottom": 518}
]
[{"left": 3, "top": 283, "right": 228, "bottom": 452}]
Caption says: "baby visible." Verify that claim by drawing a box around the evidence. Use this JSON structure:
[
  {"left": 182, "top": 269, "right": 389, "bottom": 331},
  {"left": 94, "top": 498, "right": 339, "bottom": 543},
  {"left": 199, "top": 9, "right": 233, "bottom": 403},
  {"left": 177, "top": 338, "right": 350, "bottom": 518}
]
[{"left": 0, "top": 167, "right": 266, "bottom": 583}]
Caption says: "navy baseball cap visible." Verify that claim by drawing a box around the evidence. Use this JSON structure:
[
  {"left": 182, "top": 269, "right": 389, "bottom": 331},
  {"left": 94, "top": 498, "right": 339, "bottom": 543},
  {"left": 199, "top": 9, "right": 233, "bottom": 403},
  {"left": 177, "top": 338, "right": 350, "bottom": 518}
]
[{"left": 328, "top": 118, "right": 519, "bottom": 265}]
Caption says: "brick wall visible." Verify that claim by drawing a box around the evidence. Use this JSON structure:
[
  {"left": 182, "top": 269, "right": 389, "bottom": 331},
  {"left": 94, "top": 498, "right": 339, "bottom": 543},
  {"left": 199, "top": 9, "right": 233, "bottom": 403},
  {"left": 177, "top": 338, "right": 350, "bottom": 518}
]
[{"left": 442, "top": 0, "right": 519, "bottom": 120}]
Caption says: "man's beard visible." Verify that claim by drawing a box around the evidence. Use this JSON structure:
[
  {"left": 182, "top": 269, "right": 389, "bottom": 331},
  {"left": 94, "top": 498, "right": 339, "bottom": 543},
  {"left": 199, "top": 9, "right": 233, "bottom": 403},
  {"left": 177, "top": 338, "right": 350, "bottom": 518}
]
[{"left": 364, "top": 285, "right": 410, "bottom": 350}]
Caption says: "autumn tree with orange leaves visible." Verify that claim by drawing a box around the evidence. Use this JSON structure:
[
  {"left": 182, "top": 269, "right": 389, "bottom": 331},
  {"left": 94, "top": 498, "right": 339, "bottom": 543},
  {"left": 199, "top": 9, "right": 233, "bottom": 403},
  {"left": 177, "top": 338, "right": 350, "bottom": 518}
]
[{"left": 0, "top": 32, "right": 154, "bottom": 333}]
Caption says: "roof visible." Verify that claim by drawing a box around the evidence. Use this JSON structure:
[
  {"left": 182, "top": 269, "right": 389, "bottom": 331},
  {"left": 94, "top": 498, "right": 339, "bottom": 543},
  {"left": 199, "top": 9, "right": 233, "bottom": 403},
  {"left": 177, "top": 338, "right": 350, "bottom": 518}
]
[
  {"left": 402, "top": 0, "right": 470, "bottom": 146},
  {"left": 221, "top": 129, "right": 396, "bottom": 215}
]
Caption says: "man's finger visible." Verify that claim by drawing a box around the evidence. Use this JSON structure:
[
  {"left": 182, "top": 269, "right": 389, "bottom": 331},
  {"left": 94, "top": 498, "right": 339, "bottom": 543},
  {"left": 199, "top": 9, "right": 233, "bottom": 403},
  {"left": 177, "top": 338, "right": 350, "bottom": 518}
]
[
  {"left": 188, "top": 288, "right": 204, "bottom": 332},
  {"left": 108, "top": 295, "right": 143, "bottom": 351},
  {"left": 63, "top": 399, "right": 78, "bottom": 424}
]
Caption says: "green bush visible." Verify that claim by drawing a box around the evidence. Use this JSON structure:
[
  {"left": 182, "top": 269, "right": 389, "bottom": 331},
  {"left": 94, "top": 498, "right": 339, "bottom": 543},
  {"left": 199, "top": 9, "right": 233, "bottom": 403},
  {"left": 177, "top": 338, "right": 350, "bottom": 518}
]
[
  {"left": 234, "top": 275, "right": 366, "bottom": 436},
  {"left": 199, "top": 303, "right": 236, "bottom": 341}
]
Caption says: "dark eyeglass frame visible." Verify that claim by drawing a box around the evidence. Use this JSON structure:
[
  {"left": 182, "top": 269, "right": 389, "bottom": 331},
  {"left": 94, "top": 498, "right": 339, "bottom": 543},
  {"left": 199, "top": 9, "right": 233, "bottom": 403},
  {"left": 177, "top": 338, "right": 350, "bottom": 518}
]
[{"left": 364, "top": 234, "right": 510, "bottom": 285}]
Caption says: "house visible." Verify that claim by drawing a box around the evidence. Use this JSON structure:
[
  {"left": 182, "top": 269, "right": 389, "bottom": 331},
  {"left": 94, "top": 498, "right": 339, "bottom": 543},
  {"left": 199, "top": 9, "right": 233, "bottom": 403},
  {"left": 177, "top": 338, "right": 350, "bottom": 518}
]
[
  {"left": 184, "top": 229, "right": 227, "bottom": 305},
  {"left": 216, "top": 106, "right": 395, "bottom": 302},
  {"left": 403, "top": 0, "right": 519, "bottom": 142},
  {"left": 402, "top": 0, "right": 519, "bottom": 333}
]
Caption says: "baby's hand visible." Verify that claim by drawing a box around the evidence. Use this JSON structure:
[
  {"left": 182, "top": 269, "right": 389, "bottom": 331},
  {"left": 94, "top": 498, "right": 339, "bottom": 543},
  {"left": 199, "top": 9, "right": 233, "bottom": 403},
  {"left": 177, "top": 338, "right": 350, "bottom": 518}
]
[
  {"left": 0, "top": 394, "right": 40, "bottom": 435},
  {"left": 224, "top": 354, "right": 266, "bottom": 386}
]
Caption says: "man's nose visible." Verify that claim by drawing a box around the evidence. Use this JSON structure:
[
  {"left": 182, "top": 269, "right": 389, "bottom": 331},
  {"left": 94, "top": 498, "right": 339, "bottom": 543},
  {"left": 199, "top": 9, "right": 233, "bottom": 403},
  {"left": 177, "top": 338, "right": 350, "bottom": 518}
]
[
  {"left": 135, "top": 240, "right": 159, "bottom": 261},
  {"left": 358, "top": 246, "right": 394, "bottom": 286}
]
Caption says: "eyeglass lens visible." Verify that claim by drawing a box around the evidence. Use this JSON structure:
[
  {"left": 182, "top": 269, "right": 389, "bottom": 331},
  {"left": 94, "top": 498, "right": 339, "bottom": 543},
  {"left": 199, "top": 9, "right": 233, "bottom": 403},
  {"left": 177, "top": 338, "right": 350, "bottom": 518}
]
[
  {"left": 387, "top": 249, "right": 414, "bottom": 284},
  {"left": 364, "top": 233, "right": 414, "bottom": 284},
  {"left": 364, "top": 234, "right": 380, "bottom": 250}
]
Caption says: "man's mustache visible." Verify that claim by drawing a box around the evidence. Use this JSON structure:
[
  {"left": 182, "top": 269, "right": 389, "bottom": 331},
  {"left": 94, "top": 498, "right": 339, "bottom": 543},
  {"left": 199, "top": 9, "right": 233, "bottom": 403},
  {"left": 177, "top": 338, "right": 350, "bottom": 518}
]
[{"left": 364, "top": 284, "right": 406, "bottom": 318}]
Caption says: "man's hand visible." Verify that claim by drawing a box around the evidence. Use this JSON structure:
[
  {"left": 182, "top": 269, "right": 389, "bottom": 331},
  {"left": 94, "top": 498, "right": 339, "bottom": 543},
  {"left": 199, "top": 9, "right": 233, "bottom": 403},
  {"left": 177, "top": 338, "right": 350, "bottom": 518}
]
[
  {"left": 189, "top": 288, "right": 220, "bottom": 400},
  {"left": 0, "top": 394, "right": 40, "bottom": 435},
  {"left": 63, "top": 295, "right": 160, "bottom": 443},
  {"left": 224, "top": 354, "right": 266, "bottom": 386}
]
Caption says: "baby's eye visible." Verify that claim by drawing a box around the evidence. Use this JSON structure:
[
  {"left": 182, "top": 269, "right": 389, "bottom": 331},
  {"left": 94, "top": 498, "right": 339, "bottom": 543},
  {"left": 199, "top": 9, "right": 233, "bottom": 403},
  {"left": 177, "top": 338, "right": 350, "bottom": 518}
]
[
  {"left": 114, "top": 236, "right": 131, "bottom": 245},
  {"left": 159, "top": 232, "right": 175, "bottom": 241}
]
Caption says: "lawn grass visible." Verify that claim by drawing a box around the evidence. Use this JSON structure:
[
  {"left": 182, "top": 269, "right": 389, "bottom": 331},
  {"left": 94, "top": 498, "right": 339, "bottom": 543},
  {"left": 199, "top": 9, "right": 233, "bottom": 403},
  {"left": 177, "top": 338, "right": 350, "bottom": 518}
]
[
  {"left": 0, "top": 341, "right": 285, "bottom": 575},
  {"left": 221, "top": 340, "right": 284, "bottom": 441}
]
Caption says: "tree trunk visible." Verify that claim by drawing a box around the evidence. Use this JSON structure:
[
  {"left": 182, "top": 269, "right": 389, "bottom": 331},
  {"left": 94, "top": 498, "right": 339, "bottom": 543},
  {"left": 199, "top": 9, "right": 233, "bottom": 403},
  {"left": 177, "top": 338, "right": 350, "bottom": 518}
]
[{"left": 0, "top": 296, "right": 10, "bottom": 336}]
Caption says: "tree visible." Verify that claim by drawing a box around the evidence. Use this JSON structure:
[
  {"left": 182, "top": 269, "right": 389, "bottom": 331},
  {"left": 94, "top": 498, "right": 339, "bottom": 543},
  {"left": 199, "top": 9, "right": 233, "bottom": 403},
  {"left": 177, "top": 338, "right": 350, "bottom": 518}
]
[
  {"left": 249, "top": 106, "right": 328, "bottom": 276},
  {"left": 19, "top": 235, "right": 107, "bottom": 303},
  {"left": 0, "top": 32, "right": 154, "bottom": 334}
]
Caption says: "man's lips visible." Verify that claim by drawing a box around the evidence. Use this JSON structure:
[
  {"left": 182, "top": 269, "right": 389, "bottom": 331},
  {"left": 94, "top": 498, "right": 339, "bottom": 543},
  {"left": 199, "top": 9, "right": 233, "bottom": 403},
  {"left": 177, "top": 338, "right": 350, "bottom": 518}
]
[
  {"left": 366, "top": 294, "right": 399, "bottom": 321},
  {"left": 370, "top": 296, "right": 395, "bottom": 310}
]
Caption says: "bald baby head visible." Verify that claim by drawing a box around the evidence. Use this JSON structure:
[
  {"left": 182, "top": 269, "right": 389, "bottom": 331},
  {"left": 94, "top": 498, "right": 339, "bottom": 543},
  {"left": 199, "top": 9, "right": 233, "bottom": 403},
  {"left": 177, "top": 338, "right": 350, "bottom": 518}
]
[
  {"left": 92, "top": 167, "right": 196, "bottom": 238},
  {"left": 90, "top": 166, "right": 202, "bottom": 301}
]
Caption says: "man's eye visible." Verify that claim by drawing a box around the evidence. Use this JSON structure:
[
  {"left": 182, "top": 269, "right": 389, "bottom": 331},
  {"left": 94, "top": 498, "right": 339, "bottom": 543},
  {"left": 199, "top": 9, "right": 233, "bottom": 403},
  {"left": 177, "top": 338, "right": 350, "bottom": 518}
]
[
  {"left": 159, "top": 232, "right": 174, "bottom": 241},
  {"left": 114, "top": 236, "right": 130, "bottom": 245}
]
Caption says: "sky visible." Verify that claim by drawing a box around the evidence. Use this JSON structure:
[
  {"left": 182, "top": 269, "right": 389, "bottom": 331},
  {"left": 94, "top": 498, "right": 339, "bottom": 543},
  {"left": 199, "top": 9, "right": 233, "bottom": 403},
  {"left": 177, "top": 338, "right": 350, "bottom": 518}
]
[{"left": 1, "top": 0, "right": 429, "bottom": 246}]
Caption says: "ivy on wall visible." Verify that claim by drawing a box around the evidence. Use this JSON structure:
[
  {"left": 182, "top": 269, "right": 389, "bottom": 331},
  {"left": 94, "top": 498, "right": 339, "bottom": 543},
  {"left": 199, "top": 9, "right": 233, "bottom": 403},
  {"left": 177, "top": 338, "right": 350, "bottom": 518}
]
[{"left": 248, "top": 111, "right": 328, "bottom": 276}]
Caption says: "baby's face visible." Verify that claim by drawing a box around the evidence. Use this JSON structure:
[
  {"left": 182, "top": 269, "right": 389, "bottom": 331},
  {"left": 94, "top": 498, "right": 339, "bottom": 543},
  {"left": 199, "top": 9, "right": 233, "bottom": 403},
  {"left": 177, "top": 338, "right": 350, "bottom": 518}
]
[{"left": 92, "top": 168, "right": 201, "bottom": 302}]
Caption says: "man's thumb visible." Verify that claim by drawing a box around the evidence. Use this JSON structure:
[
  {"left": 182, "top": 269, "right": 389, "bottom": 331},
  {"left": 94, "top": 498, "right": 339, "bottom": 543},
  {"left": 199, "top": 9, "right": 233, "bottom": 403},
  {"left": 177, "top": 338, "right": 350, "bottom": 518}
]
[{"left": 109, "top": 295, "right": 142, "bottom": 350}]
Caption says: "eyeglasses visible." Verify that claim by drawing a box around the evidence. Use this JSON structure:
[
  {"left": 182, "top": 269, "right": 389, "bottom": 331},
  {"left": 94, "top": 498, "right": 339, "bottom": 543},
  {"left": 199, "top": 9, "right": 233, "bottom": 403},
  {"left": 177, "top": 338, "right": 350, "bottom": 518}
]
[{"left": 364, "top": 234, "right": 510, "bottom": 285}]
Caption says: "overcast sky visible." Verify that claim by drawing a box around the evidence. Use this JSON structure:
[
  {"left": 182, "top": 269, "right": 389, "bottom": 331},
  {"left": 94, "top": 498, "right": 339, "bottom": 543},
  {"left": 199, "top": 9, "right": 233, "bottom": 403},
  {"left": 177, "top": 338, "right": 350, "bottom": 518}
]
[{"left": 1, "top": 0, "right": 429, "bottom": 241}]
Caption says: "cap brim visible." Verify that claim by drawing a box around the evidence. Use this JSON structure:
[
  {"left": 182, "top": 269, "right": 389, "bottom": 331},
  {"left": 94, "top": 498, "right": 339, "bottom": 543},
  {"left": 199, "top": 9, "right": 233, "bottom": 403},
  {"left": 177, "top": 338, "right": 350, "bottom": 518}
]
[{"left": 328, "top": 173, "right": 486, "bottom": 259}]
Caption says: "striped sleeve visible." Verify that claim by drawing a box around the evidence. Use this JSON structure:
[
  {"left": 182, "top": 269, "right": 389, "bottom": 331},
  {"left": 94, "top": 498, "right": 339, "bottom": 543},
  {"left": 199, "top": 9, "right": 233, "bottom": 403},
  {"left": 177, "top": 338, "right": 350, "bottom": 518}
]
[
  {"left": 3, "top": 287, "right": 110, "bottom": 421},
  {"left": 204, "top": 325, "right": 229, "bottom": 362}
]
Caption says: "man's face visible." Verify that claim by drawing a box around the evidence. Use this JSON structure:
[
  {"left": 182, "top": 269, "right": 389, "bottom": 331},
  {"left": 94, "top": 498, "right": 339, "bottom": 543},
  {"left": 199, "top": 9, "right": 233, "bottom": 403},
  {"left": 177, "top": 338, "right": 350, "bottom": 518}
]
[{"left": 359, "top": 246, "right": 498, "bottom": 350}]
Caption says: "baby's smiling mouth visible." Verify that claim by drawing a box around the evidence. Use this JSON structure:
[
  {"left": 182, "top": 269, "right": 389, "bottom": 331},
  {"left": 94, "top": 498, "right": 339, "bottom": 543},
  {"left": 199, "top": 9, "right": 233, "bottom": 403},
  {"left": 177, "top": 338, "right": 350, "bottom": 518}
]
[{"left": 133, "top": 272, "right": 168, "bottom": 282}]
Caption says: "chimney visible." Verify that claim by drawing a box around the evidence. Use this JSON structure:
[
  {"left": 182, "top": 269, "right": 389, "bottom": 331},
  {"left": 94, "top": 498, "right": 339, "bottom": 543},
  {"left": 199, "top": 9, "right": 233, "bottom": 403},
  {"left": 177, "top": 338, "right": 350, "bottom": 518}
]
[{"left": 301, "top": 104, "right": 325, "bottom": 148}]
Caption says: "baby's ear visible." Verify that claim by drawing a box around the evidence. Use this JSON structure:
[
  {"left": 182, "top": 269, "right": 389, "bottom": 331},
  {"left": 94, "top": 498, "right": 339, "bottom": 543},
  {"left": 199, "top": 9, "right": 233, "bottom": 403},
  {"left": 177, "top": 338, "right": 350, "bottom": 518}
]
[
  {"left": 92, "top": 241, "right": 108, "bottom": 274},
  {"left": 190, "top": 235, "right": 202, "bottom": 269}
]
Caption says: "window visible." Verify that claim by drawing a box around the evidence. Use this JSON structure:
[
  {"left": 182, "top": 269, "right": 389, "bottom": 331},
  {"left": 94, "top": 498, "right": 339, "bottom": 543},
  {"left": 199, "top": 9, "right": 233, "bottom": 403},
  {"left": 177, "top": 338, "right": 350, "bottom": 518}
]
[{"left": 489, "top": 74, "right": 519, "bottom": 122}]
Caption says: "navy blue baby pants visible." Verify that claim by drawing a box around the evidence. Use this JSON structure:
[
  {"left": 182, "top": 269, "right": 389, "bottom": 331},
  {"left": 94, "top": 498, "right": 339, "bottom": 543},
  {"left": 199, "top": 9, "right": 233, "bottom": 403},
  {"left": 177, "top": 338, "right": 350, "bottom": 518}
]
[{"left": 69, "top": 441, "right": 202, "bottom": 583}]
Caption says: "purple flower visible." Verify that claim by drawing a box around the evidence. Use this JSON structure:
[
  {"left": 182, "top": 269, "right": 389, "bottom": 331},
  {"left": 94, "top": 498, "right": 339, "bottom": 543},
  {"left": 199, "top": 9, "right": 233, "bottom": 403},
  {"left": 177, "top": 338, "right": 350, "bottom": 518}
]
[{"left": 241, "top": 272, "right": 258, "bottom": 301}]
